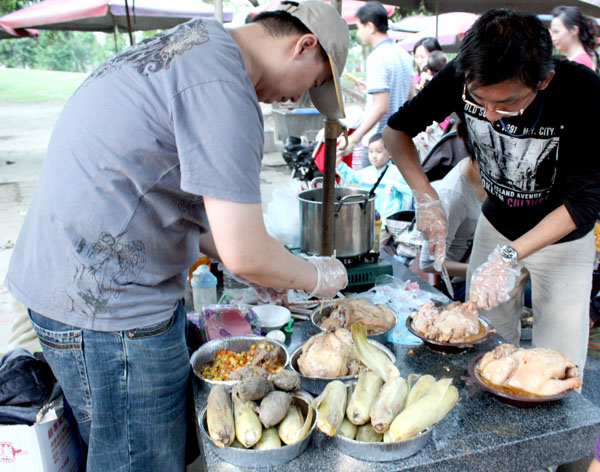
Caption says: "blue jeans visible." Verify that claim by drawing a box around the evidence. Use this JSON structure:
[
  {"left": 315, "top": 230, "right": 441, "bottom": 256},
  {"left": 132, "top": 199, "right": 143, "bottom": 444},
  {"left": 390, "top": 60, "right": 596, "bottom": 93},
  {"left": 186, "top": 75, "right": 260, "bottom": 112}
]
[{"left": 28, "top": 303, "right": 190, "bottom": 472}]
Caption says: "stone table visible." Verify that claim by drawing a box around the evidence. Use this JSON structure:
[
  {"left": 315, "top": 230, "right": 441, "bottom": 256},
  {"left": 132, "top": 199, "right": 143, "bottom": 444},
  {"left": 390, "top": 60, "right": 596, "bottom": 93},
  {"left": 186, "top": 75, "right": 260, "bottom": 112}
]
[{"left": 193, "top": 318, "right": 600, "bottom": 471}]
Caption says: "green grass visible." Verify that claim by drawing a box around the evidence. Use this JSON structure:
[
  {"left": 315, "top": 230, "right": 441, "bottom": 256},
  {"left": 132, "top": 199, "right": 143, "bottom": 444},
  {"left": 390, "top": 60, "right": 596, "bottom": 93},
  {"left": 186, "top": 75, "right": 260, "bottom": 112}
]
[{"left": 0, "top": 68, "right": 86, "bottom": 103}]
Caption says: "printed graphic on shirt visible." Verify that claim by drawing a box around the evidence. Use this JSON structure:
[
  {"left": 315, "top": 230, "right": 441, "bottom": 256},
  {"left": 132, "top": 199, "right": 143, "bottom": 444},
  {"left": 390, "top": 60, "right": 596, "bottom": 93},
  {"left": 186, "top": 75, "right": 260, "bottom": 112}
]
[
  {"left": 66, "top": 232, "right": 146, "bottom": 316},
  {"left": 81, "top": 19, "right": 209, "bottom": 85},
  {"left": 465, "top": 114, "right": 559, "bottom": 209}
]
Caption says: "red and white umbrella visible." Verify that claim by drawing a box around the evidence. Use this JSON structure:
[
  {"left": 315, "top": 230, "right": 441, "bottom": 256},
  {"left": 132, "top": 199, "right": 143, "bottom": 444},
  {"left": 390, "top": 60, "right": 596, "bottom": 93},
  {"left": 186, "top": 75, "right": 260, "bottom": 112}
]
[
  {"left": 248, "top": 0, "right": 396, "bottom": 25},
  {"left": 0, "top": 0, "right": 233, "bottom": 39},
  {"left": 392, "top": 12, "right": 479, "bottom": 52}
]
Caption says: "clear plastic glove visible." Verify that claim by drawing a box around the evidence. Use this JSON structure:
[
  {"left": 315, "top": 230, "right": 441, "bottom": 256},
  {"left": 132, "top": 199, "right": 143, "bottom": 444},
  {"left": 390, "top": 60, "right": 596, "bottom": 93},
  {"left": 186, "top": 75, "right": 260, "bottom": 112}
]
[
  {"left": 226, "top": 270, "right": 286, "bottom": 304},
  {"left": 469, "top": 245, "right": 521, "bottom": 310},
  {"left": 413, "top": 190, "right": 447, "bottom": 271},
  {"left": 305, "top": 256, "right": 348, "bottom": 299}
]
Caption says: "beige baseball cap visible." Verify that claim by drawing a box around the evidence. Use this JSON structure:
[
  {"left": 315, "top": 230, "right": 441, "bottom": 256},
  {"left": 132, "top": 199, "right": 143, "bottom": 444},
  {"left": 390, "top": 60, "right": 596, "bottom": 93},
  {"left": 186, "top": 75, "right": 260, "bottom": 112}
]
[{"left": 278, "top": 0, "right": 349, "bottom": 119}]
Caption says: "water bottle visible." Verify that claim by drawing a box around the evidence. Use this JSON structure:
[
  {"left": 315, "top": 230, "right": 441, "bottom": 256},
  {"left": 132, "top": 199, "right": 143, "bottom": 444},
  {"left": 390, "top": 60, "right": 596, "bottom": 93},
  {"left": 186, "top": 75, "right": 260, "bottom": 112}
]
[{"left": 191, "top": 265, "right": 217, "bottom": 311}]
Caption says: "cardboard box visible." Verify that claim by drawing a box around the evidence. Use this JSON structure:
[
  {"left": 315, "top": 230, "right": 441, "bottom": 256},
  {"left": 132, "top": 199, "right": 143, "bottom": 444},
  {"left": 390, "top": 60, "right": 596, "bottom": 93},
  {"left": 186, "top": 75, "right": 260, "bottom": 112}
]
[{"left": 0, "top": 396, "right": 84, "bottom": 471}]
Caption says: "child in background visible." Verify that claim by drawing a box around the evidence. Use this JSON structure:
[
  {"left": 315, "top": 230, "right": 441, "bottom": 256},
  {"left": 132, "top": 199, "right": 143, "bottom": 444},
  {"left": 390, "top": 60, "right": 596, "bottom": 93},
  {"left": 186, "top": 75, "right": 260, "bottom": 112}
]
[{"left": 336, "top": 133, "right": 413, "bottom": 223}]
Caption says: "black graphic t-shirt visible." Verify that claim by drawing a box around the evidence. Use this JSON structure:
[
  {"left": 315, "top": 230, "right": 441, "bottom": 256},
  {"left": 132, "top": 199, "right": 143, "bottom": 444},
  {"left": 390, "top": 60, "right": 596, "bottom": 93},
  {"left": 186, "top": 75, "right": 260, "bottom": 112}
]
[{"left": 387, "top": 59, "right": 600, "bottom": 242}]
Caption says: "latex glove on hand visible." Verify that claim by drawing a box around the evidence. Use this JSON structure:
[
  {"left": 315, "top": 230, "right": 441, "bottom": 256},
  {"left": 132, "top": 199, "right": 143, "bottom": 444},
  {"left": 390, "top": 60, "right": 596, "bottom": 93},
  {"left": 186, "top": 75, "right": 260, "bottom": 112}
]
[
  {"left": 469, "top": 245, "right": 521, "bottom": 310},
  {"left": 413, "top": 190, "right": 448, "bottom": 271},
  {"left": 306, "top": 256, "right": 348, "bottom": 299},
  {"left": 227, "top": 270, "right": 286, "bottom": 304}
]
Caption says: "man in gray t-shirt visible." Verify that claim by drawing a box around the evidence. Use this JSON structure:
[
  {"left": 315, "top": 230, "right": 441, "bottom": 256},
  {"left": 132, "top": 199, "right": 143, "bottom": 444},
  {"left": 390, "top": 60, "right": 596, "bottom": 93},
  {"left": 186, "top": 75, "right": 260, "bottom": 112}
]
[{"left": 5, "top": 2, "right": 349, "bottom": 469}]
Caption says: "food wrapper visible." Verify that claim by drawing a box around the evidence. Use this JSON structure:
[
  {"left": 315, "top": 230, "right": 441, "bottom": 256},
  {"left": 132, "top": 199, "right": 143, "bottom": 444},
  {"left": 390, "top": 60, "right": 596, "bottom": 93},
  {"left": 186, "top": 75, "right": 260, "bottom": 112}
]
[{"left": 187, "top": 305, "right": 260, "bottom": 344}]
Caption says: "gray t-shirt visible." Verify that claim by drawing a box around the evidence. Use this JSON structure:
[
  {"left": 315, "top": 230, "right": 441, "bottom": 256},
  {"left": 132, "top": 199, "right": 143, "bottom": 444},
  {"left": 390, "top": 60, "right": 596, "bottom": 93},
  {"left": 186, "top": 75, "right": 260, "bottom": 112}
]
[{"left": 6, "top": 19, "right": 263, "bottom": 331}]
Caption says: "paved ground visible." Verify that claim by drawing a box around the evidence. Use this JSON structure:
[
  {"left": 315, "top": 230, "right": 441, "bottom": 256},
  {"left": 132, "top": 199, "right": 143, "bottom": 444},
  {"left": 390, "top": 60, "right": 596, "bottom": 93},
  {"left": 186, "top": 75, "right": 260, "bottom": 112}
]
[{"left": 0, "top": 101, "right": 291, "bottom": 355}]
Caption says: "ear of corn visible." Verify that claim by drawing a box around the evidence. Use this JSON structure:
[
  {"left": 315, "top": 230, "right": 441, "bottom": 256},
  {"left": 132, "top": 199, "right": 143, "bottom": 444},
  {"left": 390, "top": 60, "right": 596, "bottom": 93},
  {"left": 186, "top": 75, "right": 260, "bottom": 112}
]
[
  {"left": 232, "top": 391, "right": 263, "bottom": 448},
  {"left": 370, "top": 376, "right": 408, "bottom": 433},
  {"left": 312, "top": 380, "right": 347, "bottom": 436},
  {"left": 338, "top": 418, "right": 358, "bottom": 439},
  {"left": 278, "top": 404, "right": 303, "bottom": 445},
  {"left": 351, "top": 322, "right": 400, "bottom": 381},
  {"left": 355, "top": 423, "right": 383, "bottom": 442},
  {"left": 389, "top": 378, "right": 459, "bottom": 441},
  {"left": 253, "top": 427, "right": 282, "bottom": 450},
  {"left": 404, "top": 374, "right": 436, "bottom": 408},
  {"left": 346, "top": 370, "right": 383, "bottom": 425},
  {"left": 278, "top": 400, "right": 314, "bottom": 445},
  {"left": 206, "top": 385, "right": 235, "bottom": 448}
]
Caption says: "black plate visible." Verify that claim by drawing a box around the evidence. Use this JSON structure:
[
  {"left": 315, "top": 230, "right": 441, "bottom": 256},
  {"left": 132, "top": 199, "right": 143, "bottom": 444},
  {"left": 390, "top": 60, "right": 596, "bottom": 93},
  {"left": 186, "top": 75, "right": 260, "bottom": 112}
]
[
  {"left": 405, "top": 315, "right": 495, "bottom": 353},
  {"left": 465, "top": 353, "right": 571, "bottom": 408}
]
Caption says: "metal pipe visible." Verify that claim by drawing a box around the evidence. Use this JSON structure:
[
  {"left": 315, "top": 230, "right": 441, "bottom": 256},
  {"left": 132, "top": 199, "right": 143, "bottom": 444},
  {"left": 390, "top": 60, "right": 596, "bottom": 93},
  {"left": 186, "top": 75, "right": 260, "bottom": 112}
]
[{"left": 320, "top": 119, "right": 344, "bottom": 256}]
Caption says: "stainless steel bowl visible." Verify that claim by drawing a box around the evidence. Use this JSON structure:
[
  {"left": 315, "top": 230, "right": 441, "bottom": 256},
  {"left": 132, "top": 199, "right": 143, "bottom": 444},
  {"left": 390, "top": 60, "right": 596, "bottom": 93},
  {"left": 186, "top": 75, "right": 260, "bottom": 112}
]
[
  {"left": 198, "top": 393, "right": 316, "bottom": 467},
  {"left": 190, "top": 335, "right": 290, "bottom": 392},
  {"left": 310, "top": 301, "right": 398, "bottom": 345},
  {"left": 331, "top": 427, "right": 432, "bottom": 462},
  {"left": 289, "top": 339, "right": 396, "bottom": 395}
]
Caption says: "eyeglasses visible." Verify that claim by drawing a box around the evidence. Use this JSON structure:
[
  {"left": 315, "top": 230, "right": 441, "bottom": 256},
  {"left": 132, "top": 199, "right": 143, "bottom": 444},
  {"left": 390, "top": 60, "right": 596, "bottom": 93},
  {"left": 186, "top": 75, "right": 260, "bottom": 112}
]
[{"left": 462, "top": 84, "right": 531, "bottom": 117}]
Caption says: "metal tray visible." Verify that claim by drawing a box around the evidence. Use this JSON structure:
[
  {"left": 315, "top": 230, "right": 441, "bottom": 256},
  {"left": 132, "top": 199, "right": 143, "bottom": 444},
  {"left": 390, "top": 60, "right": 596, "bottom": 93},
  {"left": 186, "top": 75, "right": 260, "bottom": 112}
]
[
  {"left": 199, "top": 392, "right": 316, "bottom": 468},
  {"left": 465, "top": 353, "right": 572, "bottom": 408},
  {"left": 289, "top": 338, "right": 396, "bottom": 395},
  {"left": 310, "top": 301, "right": 397, "bottom": 345},
  {"left": 190, "top": 335, "right": 289, "bottom": 392},
  {"left": 405, "top": 315, "right": 495, "bottom": 353},
  {"left": 331, "top": 426, "right": 432, "bottom": 462},
  {"left": 330, "top": 381, "right": 433, "bottom": 462}
]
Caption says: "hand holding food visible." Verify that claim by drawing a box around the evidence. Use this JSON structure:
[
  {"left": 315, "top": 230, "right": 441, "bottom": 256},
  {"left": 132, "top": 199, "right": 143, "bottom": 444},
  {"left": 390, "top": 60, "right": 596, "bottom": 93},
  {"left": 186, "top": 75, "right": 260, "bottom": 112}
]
[
  {"left": 413, "top": 190, "right": 448, "bottom": 272},
  {"left": 469, "top": 245, "right": 521, "bottom": 310},
  {"left": 306, "top": 256, "right": 348, "bottom": 299}
]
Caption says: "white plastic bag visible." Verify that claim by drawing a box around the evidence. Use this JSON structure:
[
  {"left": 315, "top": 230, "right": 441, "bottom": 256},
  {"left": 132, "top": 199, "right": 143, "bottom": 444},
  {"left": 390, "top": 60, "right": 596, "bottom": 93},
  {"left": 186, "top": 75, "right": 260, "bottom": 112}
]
[{"left": 263, "top": 181, "right": 301, "bottom": 246}]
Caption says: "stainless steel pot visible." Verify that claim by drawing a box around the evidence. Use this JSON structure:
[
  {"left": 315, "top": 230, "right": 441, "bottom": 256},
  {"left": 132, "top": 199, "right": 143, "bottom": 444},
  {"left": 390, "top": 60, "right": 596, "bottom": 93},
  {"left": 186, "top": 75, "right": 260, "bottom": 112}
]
[{"left": 298, "top": 187, "right": 375, "bottom": 257}]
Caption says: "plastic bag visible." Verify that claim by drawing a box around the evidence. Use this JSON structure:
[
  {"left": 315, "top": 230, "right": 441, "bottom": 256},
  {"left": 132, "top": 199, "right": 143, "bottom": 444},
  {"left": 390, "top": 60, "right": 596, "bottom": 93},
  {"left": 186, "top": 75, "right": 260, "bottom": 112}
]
[
  {"left": 263, "top": 182, "right": 302, "bottom": 246},
  {"left": 357, "top": 274, "right": 449, "bottom": 345}
]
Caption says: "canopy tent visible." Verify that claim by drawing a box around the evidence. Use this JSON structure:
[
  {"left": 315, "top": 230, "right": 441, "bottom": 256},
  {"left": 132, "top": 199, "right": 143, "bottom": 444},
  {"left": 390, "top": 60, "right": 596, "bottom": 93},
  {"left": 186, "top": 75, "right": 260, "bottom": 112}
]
[
  {"left": 248, "top": 0, "right": 396, "bottom": 25},
  {"left": 383, "top": 0, "right": 600, "bottom": 17},
  {"left": 0, "top": 0, "right": 233, "bottom": 40},
  {"left": 391, "top": 12, "right": 478, "bottom": 52}
]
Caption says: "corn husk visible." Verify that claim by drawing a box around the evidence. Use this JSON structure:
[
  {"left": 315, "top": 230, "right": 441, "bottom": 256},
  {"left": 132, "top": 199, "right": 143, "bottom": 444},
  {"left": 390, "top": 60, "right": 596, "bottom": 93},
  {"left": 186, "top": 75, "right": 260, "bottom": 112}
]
[
  {"left": 351, "top": 322, "right": 400, "bottom": 381},
  {"left": 346, "top": 370, "right": 383, "bottom": 425},
  {"left": 404, "top": 374, "right": 435, "bottom": 408},
  {"left": 355, "top": 424, "right": 383, "bottom": 442},
  {"left": 370, "top": 376, "right": 408, "bottom": 433},
  {"left": 389, "top": 378, "right": 459, "bottom": 441},
  {"left": 258, "top": 391, "right": 292, "bottom": 429},
  {"left": 337, "top": 418, "right": 358, "bottom": 439},
  {"left": 230, "top": 438, "right": 246, "bottom": 449},
  {"left": 206, "top": 385, "right": 235, "bottom": 448},
  {"left": 232, "top": 391, "right": 263, "bottom": 448},
  {"left": 382, "top": 429, "right": 394, "bottom": 442},
  {"left": 407, "top": 373, "right": 421, "bottom": 389},
  {"left": 253, "top": 427, "right": 282, "bottom": 450},
  {"left": 278, "top": 401, "right": 314, "bottom": 445},
  {"left": 312, "top": 380, "right": 347, "bottom": 436}
]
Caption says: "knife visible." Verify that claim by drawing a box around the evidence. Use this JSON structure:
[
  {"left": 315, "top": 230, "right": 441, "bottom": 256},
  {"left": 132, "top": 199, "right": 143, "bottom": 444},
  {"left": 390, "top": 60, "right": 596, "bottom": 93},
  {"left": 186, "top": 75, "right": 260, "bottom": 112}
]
[{"left": 440, "top": 263, "right": 454, "bottom": 299}]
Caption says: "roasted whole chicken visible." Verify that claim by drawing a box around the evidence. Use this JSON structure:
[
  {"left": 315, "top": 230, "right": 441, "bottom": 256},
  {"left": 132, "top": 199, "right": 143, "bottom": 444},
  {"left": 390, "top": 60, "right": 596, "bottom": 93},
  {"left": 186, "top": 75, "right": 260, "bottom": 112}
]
[
  {"left": 320, "top": 298, "right": 396, "bottom": 334},
  {"left": 297, "top": 328, "right": 361, "bottom": 378},
  {"left": 478, "top": 344, "right": 582, "bottom": 396},
  {"left": 410, "top": 300, "right": 480, "bottom": 343}
]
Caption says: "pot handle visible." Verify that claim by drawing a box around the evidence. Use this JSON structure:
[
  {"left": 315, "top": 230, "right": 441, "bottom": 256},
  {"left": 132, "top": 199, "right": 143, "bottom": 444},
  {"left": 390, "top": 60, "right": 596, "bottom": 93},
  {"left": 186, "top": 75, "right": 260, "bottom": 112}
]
[
  {"left": 334, "top": 193, "right": 370, "bottom": 214},
  {"left": 310, "top": 176, "right": 340, "bottom": 189}
]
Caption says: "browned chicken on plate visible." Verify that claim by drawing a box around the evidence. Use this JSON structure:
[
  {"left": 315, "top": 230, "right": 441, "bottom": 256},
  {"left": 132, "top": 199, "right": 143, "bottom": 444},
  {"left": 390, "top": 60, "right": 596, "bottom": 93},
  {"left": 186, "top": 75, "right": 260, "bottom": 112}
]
[
  {"left": 478, "top": 344, "right": 582, "bottom": 396},
  {"left": 410, "top": 300, "right": 480, "bottom": 343},
  {"left": 320, "top": 298, "right": 396, "bottom": 334}
]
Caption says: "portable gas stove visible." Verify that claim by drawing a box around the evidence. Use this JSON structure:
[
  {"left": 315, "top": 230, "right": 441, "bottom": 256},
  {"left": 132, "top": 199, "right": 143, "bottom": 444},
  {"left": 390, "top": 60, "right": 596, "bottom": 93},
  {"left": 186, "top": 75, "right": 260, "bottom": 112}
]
[{"left": 287, "top": 247, "right": 393, "bottom": 292}]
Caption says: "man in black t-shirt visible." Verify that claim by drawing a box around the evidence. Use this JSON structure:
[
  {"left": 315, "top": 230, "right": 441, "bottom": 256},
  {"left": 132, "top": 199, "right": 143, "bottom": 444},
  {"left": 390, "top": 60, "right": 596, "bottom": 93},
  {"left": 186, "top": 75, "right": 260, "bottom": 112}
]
[{"left": 383, "top": 9, "right": 600, "bottom": 371}]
